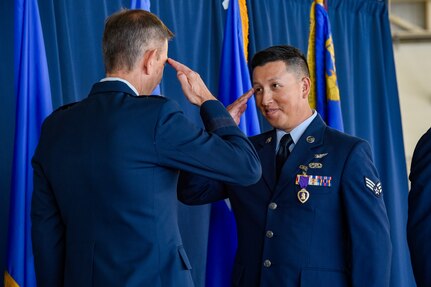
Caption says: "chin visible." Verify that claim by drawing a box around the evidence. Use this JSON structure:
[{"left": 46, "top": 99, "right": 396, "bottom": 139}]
[{"left": 265, "top": 117, "right": 282, "bottom": 129}]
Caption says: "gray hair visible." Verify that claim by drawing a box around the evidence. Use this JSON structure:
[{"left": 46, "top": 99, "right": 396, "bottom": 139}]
[{"left": 103, "top": 9, "right": 174, "bottom": 73}]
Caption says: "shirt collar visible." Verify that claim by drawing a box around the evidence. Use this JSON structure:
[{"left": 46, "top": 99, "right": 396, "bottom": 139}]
[
  {"left": 276, "top": 110, "right": 317, "bottom": 151},
  {"left": 100, "top": 77, "right": 139, "bottom": 96}
]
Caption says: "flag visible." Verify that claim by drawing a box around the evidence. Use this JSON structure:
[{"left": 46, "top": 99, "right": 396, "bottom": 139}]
[
  {"left": 130, "top": 0, "right": 150, "bottom": 11},
  {"left": 206, "top": 0, "right": 260, "bottom": 286},
  {"left": 218, "top": 0, "right": 260, "bottom": 136},
  {"left": 130, "top": 0, "right": 161, "bottom": 95},
  {"left": 307, "top": 0, "right": 344, "bottom": 131},
  {"left": 4, "top": 0, "right": 52, "bottom": 286}
]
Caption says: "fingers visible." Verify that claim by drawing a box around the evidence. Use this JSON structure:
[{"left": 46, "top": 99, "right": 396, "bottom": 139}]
[
  {"left": 238, "top": 103, "right": 247, "bottom": 115},
  {"left": 167, "top": 58, "right": 215, "bottom": 106},
  {"left": 228, "top": 88, "right": 255, "bottom": 109},
  {"left": 176, "top": 72, "right": 189, "bottom": 87},
  {"left": 168, "top": 58, "right": 193, "bottom": 75},
  {"left": 227, "top": 89, "right": 254, "bottom": 125},
  {"left": 169, "top": 58, "right": 200, "bottom": 87},
  {"left": 238, "top": 88, "right": 255, "bottom": 102}
]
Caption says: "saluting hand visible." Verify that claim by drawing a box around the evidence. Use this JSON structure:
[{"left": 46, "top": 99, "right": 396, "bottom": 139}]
[
  {"left": 227, "top": 88, "right": 255, "bottom": 125},
  {"left": 168, "top": 58, "right": 216, "bottom": 106}
]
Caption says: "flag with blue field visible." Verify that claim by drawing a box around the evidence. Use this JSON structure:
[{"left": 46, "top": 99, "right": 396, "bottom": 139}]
[
  {"left": 206, "top": 1, "right": 260, "bottom": 286},
  {"left": 5, "top": 0, "right": 52, "bottom": 286},
  {"left": 130, "top": 0, "right": 161, "bottom": 95},
  {"left": 307, "top": 0, "right": 343, "bottom": 131}
]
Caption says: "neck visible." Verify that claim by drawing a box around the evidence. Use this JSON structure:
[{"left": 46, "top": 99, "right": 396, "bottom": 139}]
[{"left": 107, "top": 70, "right": 154, "bottom": 95}]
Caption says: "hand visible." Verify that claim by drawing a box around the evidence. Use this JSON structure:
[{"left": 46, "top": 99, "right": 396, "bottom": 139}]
[
  {"left": 227, "top": 88, "right": 255, "bottom": 125},
  {"left": 168, "top": 58, "right": 216, "bottom": 106}
]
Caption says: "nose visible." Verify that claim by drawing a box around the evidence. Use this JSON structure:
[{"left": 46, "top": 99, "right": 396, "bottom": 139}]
[{"left": 261, "top": 90, "right": 273, "bottom": 106}]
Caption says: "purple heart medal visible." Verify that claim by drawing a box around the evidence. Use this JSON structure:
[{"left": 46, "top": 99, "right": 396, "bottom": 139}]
[{"left": 297, "top": 175, "right": 310, "bottom": 204}]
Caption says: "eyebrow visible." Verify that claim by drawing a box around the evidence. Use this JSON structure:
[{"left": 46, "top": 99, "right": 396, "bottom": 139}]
[{"left": 253, "top": 77, "right": 281, "bottom": 85}]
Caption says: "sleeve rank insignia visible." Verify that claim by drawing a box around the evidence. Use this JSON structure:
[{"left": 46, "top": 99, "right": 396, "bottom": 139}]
[{"left": 365, "top": 177, "right": 382, "bottom": 197}]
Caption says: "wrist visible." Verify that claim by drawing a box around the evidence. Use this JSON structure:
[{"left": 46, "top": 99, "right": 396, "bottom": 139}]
[{"left": 199, "top": 94, "right": 217, "bottom": 106}]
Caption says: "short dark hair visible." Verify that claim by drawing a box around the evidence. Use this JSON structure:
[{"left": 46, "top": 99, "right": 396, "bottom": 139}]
[
  {"left": 103, "top": 9, "right": 174, "bottom": 73},
  {"left": 251, "top": 45, "right": 310, "bottom": 78}
]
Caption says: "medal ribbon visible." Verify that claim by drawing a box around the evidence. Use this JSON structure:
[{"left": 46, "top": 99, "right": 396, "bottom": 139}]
[{"left": 299, "top": 175, "right": 309, "bottom": 189}]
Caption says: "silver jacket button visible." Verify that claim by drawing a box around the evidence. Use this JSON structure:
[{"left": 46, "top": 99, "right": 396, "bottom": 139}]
[
  {"left": 266, "top": 230, "right": 274, "bottom": 238},
  {"left": 263, "top": 259, "right": 272, "bottom": 268}
]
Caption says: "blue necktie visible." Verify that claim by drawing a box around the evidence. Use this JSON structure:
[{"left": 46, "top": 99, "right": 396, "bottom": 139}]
[{"left": 276, "top": 134, "right": 293, "bottom": 179}]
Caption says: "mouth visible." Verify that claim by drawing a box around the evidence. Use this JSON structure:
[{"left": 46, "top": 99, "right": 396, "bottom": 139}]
[{"left": 264, "top": 108, "right": 279, "bottom": 118}]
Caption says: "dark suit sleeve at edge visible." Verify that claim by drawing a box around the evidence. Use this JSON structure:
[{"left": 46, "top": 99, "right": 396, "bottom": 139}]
[
  {"left": 407, "top": 128, "right": 431, "bottom": 287},
  {"left": 31, "top": 123, "right": 65, "bottom": 287}
]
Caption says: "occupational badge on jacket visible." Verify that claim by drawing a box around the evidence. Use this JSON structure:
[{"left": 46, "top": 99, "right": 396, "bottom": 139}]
[
  {"left": 308, "top": 162, "right": 323, "bottom": 169},
  {"left": 314, "top": 153, "right": 328, "bottom": 159}
]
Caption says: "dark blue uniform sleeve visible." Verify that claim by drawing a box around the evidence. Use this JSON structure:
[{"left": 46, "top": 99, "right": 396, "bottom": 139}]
[
  {"left": 341, "top": 140, "right": 392, "bottom": 287},
  {"left": 155, "top": 99, "right": 261, "bottom": 186},
  {"left": 177, "top": 172, "right": 228, "bottom": 204},
  {"left": 407, "top": 128, "right": 431, "bottom": 287},
  {"left": 31, "top": 124, "right": 65, "bottom": 287}
]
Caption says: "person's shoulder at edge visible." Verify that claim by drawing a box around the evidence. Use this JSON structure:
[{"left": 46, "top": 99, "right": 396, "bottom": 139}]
[{"left": 324, "top": 124, "right": 367, "bottom": 148}]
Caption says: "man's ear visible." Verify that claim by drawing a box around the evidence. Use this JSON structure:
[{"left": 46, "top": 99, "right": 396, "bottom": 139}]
[
  {"left": 141, "top": 49, "right": 158, "bottom": 75},
  {"left": 301, "top": 76, "right": 311, "bottom": 98}
]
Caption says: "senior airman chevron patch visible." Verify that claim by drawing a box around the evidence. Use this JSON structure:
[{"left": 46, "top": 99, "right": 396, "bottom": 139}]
[{"left": 365, "top": 177, "right": 382, "bottom": 197}]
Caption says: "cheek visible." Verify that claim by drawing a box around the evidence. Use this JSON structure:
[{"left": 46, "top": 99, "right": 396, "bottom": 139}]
[{"left": 255, "top": 95, "right": 263, "bottom": 108}]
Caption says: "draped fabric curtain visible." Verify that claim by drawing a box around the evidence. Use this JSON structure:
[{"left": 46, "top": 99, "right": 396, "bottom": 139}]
[
  {"left": 37, "top": 1, "right": 124, "bottom": 108},
  {"left": 248, "top": 0, "right": 312, "bottom": 131},
  {"left": 328, "top": 1, "right": 415, "bottom": 286},
  {"left": 0, "top": 0, "right": 17, "bottom": 284},
  {"left": 0, "top": 0, "right": 415, "bottom": 286}
]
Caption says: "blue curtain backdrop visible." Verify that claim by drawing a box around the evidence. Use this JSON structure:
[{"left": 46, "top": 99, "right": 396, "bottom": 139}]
[
  {"left": 5, "top": 0, "right": 53, "bottom": 286},
  {"left": 206, "top": 0, "right": 261, "bottom": 286},
  {"left": 0, "top": 0, "right": 16, "bottom": 284},
  {"left": 329, "top": 2, "right": 415, "bottom": 286},
  {"left": 0, "top": 1, "right": 415, "bottom": 287}
]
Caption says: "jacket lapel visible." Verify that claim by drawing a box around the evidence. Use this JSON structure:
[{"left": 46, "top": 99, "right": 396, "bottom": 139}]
[
  {"left": 255, "top": 130, "right": 277, "bottom": 191},
  {"left": 274, "top": 115, "right": 327, "bottom": 195}
]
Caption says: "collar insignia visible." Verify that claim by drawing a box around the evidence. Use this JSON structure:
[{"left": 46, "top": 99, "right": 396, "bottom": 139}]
[{"left": 306, "top": 136, "right": 315, "bottom": 143}]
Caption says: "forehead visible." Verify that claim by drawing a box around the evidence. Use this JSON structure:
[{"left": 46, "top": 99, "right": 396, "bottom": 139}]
[{"left": 252, "top": 60, "right": 294, "bottom": 84}]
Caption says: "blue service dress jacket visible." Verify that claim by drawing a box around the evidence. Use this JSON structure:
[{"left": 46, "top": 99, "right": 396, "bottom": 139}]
[
  {"left": 179, "top": 114, "right": 392, "bottom": 287},
  {"left": 30, "top": 81, "right": 261, "bottom": 287},
  {"left": 407, "top": 127, "right": 431, "bottom": 287}
]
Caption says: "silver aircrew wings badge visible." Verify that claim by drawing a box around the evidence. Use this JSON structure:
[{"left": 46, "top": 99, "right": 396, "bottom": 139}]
[{"left": 365, "top": 177, "right": 382, "bottom": 197}]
